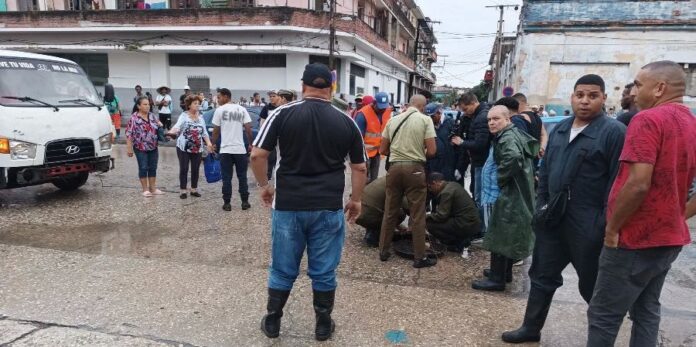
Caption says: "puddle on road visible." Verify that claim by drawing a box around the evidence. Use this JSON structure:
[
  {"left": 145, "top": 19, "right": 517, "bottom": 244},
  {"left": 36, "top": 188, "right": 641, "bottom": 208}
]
[{"left": 0, "top": 222, "right": 173, "bottom": 259}]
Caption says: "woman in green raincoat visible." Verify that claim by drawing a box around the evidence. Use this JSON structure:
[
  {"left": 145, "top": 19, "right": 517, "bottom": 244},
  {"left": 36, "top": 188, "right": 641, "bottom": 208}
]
[{"left": 472, "top": 105, "right": 539, "bottom": 292}]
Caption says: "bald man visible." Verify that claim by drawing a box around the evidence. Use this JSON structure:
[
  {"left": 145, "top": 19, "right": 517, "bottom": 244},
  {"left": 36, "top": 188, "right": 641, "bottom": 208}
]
[
  {"left": 587, "top": 61, "right": 696, "bottom": 346},
  {"left": 378, "top": 94, "right": 438, "bottom": 268}
]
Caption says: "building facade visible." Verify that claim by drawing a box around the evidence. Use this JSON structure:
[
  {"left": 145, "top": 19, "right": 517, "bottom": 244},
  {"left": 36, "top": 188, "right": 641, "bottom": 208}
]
[
  {"left": 493, "top": 0, "right": 696, "bottom": 114},
  {"left": 0, "top": 0, "right": 437, "bottom": 113}
]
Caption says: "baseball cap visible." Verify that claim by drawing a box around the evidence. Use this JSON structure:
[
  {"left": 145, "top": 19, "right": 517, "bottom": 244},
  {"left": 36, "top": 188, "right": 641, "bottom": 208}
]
[
  {"left": 362, "top": 95, "right": 375, "bottom": 106},
  {"left": 184, "top": 85, "right": 191, "bottom": 90},
  {"left": 374, "top": 92, "right": 390, "bottom": 110},
  {"left": 267, "top": 90, "right": 278, "bottom": 95},
  {"left": 355, "top": 93, "right": 364, "bottom": 101},
  {"left": 425, "top": 102, "right": 442, "bottom": 116},
  {"left": 277, "top": 89, "right": 293, "bottom": 97},
  {"left": 301, "top": 63, "right": 332, "bottom": 89}
]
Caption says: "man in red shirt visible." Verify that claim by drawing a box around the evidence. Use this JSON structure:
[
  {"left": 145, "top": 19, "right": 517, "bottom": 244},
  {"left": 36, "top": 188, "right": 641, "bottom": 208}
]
[{"left": 587, "top": 61, "right": 696, "bottom": 346}]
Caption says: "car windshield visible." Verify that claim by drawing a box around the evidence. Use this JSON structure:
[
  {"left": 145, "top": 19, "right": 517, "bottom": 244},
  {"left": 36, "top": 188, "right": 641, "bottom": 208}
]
[{"left": 0, "top": 57, "right": 101, "bottom": 107}]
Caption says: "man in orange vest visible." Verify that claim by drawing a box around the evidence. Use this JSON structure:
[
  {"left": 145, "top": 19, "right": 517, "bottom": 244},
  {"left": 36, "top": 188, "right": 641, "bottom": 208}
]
[{"left": 354, "top": 92, "right": 392, "bottom": 182}]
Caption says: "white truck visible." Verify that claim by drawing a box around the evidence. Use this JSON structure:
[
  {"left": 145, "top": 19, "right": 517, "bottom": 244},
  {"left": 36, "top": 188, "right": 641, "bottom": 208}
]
[{"left": 0, "top": 50, "right": 113, "bottom": 191}]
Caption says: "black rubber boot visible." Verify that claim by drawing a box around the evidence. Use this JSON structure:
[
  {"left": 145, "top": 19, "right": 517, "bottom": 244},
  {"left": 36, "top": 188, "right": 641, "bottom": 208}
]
[
  {"left": 260, "top": 288, "right": 291, "bottom": 338},
  {"left": 483, "top": 254, "right": 514, "bottom": 282},
  {"left": 241, "top": 195, "right": 251, "bottom": 210},
  {"left": 501, "top": 288, "right": 554, "bottom": 343},
  {"left": 472, "top": 253, "right": 506, "bottom": 291},
  {"left": 363, "top": 229, "right": 379, "bottom": 248},
  {"left": 313, "top": 290, "right": 336, "bottom": 341}
]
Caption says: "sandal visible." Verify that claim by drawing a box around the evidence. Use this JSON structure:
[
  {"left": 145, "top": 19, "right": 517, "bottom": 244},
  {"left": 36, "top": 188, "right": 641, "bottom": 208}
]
[
  {"left": 190, "top": 191, "right": 201, "bottom": 198},
  {"left": 142, "top": 191, "right": 153, "bottom": 198},
  {"left": 151, "top": 189, "right": 165, "bottom": 195}
]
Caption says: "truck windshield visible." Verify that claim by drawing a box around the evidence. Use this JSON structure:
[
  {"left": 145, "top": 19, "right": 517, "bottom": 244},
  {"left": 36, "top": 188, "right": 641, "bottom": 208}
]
[{"left": 0, "top": 57, "right": 101, "bottom": 108}]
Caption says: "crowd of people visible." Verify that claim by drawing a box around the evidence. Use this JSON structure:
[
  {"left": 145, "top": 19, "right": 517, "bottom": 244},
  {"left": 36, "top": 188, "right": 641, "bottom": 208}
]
[{"left": 116, "top": 60, "right": 696, "bottom": 345}]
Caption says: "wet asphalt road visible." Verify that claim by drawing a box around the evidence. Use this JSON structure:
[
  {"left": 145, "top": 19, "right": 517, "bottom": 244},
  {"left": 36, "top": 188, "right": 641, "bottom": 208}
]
[{"left": 0, "top": 144, "right": 694, "bottom": 346}]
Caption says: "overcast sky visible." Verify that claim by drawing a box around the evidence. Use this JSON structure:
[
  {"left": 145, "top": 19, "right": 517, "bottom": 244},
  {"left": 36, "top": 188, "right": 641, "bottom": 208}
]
[{"left": 415, "top": 0, "right": 523, "bottom": 88}]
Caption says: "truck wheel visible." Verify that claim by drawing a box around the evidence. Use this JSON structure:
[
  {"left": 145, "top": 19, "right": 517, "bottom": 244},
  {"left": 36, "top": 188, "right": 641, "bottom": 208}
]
[{"left": 52, "top": 172, "right": 89, "bottom": 191}]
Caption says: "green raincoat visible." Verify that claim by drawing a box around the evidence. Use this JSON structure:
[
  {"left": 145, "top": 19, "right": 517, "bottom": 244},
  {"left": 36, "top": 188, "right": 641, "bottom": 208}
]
[{"left": 483, "top": 124, "right": 539, "bottom": 260}]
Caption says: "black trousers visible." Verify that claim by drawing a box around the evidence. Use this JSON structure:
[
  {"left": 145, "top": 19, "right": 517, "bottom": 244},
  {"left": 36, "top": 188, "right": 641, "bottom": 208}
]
[
  {"left": 528, "top": 218, "right": 604, "bottom": 304},
  {"left": 220, "top": 153, "right": 249, "bottom": 203},
  {"left": 159, "top": 113, "right": 172, "bottom": 130},
  {"left": 176, "top": 148, "right": 202, "bottom": 190}
]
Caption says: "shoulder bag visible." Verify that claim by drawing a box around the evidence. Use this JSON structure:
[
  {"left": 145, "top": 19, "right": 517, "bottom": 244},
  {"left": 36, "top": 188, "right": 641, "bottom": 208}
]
[
  {"left": 384, "top": 112, "right": 414, "bottom": 172},
  {"left": 533, "top": 148, "right": 588, "bottom": 230}
]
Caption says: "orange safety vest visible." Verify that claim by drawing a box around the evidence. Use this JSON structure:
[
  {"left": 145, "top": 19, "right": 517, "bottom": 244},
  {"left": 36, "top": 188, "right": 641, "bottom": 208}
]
[{"left": 361, "top": 105, "right": 392, "bottom": 158}]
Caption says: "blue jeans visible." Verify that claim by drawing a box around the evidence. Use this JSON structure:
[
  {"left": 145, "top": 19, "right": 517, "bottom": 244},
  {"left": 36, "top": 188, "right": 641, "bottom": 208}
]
[
  {"left": 220, "top": 153, "right": 249, "bottom": 203},
  {"left": 134, "top": 148, "right": 158, "bottom": 178},
  {"left": 268, "top": 209, "right": 345, "bottom": 292},
  {"left": 473, "top": 166, "right": 485, "bottom": 235}
]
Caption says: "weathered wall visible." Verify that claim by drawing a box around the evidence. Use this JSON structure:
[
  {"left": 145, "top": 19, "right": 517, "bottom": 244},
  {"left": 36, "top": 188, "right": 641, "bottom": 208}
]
[
  {"left": 523, "top": 0, "right": 696, "bottom": 29},
  {"left": 503, "top": 30, "right": 696, "bottom": 114}
]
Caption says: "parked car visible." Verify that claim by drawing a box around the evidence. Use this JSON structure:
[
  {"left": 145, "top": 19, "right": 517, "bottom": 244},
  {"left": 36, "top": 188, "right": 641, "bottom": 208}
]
[{"left": 541, "top": 115, "right": 572, "bottom": 133}]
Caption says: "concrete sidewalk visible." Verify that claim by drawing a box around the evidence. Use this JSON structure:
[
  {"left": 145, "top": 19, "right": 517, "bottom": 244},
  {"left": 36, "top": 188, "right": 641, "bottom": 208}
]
[{"left": 0, "top": 244, "right": 637, "bottom": 347}]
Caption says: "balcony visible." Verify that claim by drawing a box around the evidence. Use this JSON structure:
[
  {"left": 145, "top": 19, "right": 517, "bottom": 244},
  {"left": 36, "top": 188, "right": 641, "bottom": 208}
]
[
  {"left": 0, "top": 7, "right": 416, "bottom": 69},
  {"left": 382, "top": 0, "right": 416, "bottom": 37}
]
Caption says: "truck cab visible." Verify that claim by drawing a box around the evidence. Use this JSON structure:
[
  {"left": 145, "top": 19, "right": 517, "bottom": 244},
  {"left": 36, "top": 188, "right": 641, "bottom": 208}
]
[{"left": 0, "top": 50, "right": 113, "bottom": 191}]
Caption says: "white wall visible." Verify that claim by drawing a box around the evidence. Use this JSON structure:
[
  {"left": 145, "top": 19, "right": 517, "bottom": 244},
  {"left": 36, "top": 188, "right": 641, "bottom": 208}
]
[
  {"left": 168, "top": 66, "right": 286, "bottom": 93},
  {"left": 108, "top": 51, "right": 153, "bottom": 89},
  {"left": 505, "top": 31, "right": 696, "bottom": 113}
]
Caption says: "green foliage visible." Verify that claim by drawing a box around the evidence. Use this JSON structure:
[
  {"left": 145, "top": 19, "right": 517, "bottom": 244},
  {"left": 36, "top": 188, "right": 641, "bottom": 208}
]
[{"left": 471, "top": 81, "right": 491, "bottom": 103}]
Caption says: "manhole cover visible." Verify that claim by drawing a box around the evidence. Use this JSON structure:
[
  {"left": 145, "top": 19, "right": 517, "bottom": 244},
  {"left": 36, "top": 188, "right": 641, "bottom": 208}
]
[{"left": 393, "top": 238, "right": 446, "bottom": 260}]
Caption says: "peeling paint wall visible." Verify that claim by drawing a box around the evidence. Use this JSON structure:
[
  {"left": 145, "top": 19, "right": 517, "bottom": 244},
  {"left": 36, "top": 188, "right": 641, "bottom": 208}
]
[
  {"left": 523, "top": 0, "right": 696, "bottom": 27},
  {"left": 497, "top": 1, "right": 696, "bottom": 114}
]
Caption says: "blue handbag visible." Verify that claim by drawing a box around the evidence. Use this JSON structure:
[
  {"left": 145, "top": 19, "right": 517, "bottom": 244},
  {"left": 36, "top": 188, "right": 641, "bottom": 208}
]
[{"left": 204, "top": 153, "right": 222, "bottom": 183}]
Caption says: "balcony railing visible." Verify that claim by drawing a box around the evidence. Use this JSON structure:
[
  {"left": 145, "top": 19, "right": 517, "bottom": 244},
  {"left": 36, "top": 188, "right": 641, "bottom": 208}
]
[{"left": 383, "top": 0, "right": 415, "bottom": 37}]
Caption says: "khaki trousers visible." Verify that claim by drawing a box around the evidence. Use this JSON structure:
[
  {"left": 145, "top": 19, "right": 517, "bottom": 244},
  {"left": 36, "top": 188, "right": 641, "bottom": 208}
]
[{"left": 379, "top": 163, "right": 427, "bottom": 259}]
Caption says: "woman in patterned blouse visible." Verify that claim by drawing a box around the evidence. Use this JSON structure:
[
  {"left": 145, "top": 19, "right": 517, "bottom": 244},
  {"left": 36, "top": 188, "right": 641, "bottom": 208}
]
[
  {"left": 126, "top": 96, "right": 164, "bottom": 197},
  {"left": 168, "top": 95, "right": 214, "bottom": 199}
]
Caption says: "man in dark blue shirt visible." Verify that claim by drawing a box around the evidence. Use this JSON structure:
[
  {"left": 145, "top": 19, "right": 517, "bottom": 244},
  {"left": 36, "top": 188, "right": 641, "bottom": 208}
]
[
  {"left": 502, "top": 74, "right": 625, "bottom": 344},
  {"left": 251, "top": 63, "right": 367, "bottom": 342}
]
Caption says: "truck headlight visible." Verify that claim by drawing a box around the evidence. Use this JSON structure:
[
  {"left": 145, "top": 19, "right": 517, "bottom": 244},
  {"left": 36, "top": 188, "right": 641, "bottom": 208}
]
[
  {"left": 99, "top": 133, "right": 112, "bottom": 151},
  {"left": 9, "top": 140, "right": 37, "bottom": 160}
]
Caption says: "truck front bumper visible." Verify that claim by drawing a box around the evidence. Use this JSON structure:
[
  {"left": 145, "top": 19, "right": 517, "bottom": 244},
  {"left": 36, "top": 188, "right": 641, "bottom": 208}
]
[{"left": 0, "top": 156, "right": 111, "bottom": 189}]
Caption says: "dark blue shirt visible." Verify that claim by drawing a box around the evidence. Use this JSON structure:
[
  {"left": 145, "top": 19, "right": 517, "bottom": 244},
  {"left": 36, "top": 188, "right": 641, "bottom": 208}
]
[{"left": 538, "top": 114, "right": 625, "bottom": 231}]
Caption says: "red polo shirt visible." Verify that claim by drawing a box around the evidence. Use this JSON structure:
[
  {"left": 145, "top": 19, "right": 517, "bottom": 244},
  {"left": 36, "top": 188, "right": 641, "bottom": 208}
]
[{"left": 607, "top": 103, "right": 696, "bottom": 249}]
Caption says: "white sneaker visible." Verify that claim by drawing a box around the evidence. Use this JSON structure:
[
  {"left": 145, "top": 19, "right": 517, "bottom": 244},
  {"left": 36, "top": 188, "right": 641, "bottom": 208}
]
[
  {"left": 471, "top": 238, "right": 484, "bottom": 245},
  {"left": 461, "top": 247, "right": 469, "bottom": 259},
  {"left": 513, "top": 260, "right": 524, "bottom": 266}
]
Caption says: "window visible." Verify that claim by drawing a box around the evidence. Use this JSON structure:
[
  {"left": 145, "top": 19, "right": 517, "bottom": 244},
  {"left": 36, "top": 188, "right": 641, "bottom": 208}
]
[
  {"left": 350, "top": 63, "right": 366, "bottom": 78},
  {"left": 373, "top": 86, "right": 379, "bottom": 95},
  {"left": 169, "top": 54, "right": 286, "bottom": 67},
  {"left": 349, "top": 75, "right": 356, "bottom": 95},
  {"left": 48, "top": 53, "right": 109, "bottom": 86},
  {"left": 17, "top": 0, "right": 38, "bottom": 10},
  {"left": 683, "top": 63, "right": 696, "bottom": 97},
  {"left": 187, "top": 76, "right": 210, "bottom": 94},
  {"left": 397, "top": 80, "right": 402, "bottom": 104}
]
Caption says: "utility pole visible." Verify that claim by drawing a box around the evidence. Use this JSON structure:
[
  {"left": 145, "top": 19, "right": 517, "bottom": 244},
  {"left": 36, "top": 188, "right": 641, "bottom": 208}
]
[
  {"left": 486, "top": 4, "right": 518, "bottom": 101},
  {"left": 328, "top": 0, "right": 336, "bottom": 70},
  {"left": 407, "top": 19, "right": 422, "bottom": 100}
]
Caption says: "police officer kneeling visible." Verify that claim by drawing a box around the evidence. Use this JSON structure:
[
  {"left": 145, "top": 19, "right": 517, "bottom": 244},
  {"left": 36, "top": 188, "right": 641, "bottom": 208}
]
[{"left": 426, "top": 172, "right": 481, "bottom": 252}]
